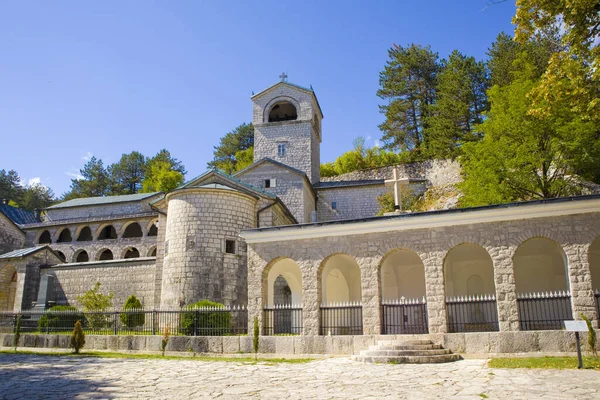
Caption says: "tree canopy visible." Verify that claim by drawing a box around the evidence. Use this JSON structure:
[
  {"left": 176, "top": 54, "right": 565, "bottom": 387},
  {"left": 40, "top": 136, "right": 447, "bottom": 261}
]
[
  {"left": 208, "top": 123, "right": 254, "bottom": 174},
  {"left": 0, "top": 169, "right": 55, "bottom": 211}
]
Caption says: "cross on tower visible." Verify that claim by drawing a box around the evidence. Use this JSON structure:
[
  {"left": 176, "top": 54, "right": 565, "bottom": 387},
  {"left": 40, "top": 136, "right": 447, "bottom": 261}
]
[
  {"left": 279, "top": 72, "right": 288, "bottom": 82},
  {"left": 384, "top": 167, "right": 410, "bottom": 211}
]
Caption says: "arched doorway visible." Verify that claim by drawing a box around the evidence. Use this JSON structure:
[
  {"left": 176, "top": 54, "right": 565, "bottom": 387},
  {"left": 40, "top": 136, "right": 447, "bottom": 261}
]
[
  {"left": 513, "top": 238, "right": 572, "bottom": 330},
  {"left": 443, "top": 243, "right": 499, "bottom": 332},
  {"left": 319, "top": 254, "right": 362, "bottom": 335},
  {"left": 123, "top": 247, "right": 140, "bottom": 259},
  {"left": 262, "top": 258, "right": 303, "bottom": 335},
  {"left": 123, "top": 222, "right": 143, "bottom": 238},
  {"left": 0, "top": 265, "right": 17, "bottom": 311},
  {"left": 380, "top": 249, "right": 427, "bottom": 334}
]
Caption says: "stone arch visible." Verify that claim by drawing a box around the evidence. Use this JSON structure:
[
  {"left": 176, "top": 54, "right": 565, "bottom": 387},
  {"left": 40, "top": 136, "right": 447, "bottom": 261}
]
[
  {"left": 38, "top": 230, "right": 51, "bottom": 244},
  {"left": 121, "top": 222, "right": 143, "bottom": 238},
  {"left": 262, "top": 257, "right": 303, "bottom": 307},
  {"left": 97, "top": 249, "right": 114, "bottom": 261},
  {"left": 55, "top": 251, "right": 66, "bottom": 262},
  {"left": 513, "top": 237, "right": 569, "bottom": 294},
  {"left": 0, "top": 265, "right": 17, "bottom": 311},
  {"left": 76, "top": 226, "right": 93, "bottom": 242},
  {"left": 588, "top": 236, "right": 600, "bottom": 291},
  {"left": 123, "top": 247, "right": 140, "bottom": 259},
  {"left": 379, "top": 248, "right": 426, "bottom": 301},
  {"left": 73, "top": 249, "right": 89, "bottom": 263},
  {"left": 147, "top": 246, "right": 157, "bottom": 257},
  {"left": 147, "top": 219, "right": 158, "bottom": 237},
  {"left": 264, "top": 97, "right": 301, "bottom": 123},
  {"left": 443, "top": 243, "right": 496, "bottom": 297},
  {"left": 97, "top": 225, "right": 117, "bottom": 240},
  {"left": 56, "top": 228, "right": 72, "bottom": 243},
  {"left": 318, "top": 253, "right": 362, "bottom": 304}
]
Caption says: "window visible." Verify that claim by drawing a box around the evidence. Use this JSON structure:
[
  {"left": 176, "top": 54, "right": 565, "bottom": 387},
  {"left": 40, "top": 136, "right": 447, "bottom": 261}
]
[
  {"left": 264, "top": 178, "right": 276, "bottom": 188},
  {"left": 277, "top": 143, "right": 287, "bottom": 157},
  {"left": 225, "top": 239, "right": 236, "bottom": 254},
  {"left": 331, "top": 201, "right": 337, "bottom": 210}
]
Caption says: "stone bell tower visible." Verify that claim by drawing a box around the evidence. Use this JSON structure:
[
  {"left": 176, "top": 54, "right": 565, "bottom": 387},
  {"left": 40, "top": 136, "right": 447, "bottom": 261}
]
[{"left": 250, "top": 75, "right": 323, "bottom": 184}]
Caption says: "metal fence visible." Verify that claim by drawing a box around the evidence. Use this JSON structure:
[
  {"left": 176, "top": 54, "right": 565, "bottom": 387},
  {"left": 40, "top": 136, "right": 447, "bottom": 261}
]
[
  {"left": 263, "top": 305, "right": 302, "bottom": 335},
  {"left": 517, "top": 291, "right": 573, "bottom": 331},
  {"left": 381, "top": 298, "right": 428, "bottom": 334},
  {"left": 446, "top": 294, "right": 499, "bottom": 333},
  {"left": 319, "top": 302, "right": 363, "bottom": 335},
  {"left": 0, "top": 306, "right": 248, "bottom": 336}
]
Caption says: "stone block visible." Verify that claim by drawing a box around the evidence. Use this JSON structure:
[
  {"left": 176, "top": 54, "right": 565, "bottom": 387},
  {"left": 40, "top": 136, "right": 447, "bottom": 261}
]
[
  {"left": 1, "top": 334, "right": 12, "bottom": 347},
  {"left": 206, "top": 337, "right": 223, "bottom": 353},
  {"left": 353, "top": 335, "right": 375, "bottom": 354},
  {"left": 443, "top": 333, "right": 466, "bottom": 353},
  {"left": 23, "top": 334, "right": 36, "bottom": 348},
  {"left": 44, "top": 335, "right": 59, "bottom": 349},
  {"left": 537, "top": 331, "right": 565, "bottom": 352},
  {"left": 275, "top": 336, "right": 294, "bottom": 354},
  {"left": 130, "top": 336, "right": 146, "bottom": 351},
  {"left": 239, "top": 336, "right": 253, "bottom": 353},
  {"left": 189, "top": 337, "right": 208, "bottom": 353},
  {"left": 496, "top": 332, "right": 515, "bottom": 353},
  {"left": 297, "top": 336, "right": 327, "bottom": 354},
  {"left": 259, "top": 336, "right": 276, "bottom": 353},
  {"left": 58, "top": 335, "right": 70, "bottom": 349},
  {"left": 222, "top": 336, "right": 239, "bottom": 353},
  {"left": 167, "top": 336, "right": 189, "bottom": 352},
  {"left": 107, "top": 336, "right": 119, "bottom": 351},
  {"left": 513, "top": 332, "right": 538, "bottom": 353},
  {"left": 330, "top": 336, "right": 353, "bottom": 355},
  {"left": 35, "top": 335, "right": 46, "bottom": 348},
  {"left": 146, "top": 336, "right": 163, "bottom": 352},
  {"left": 464, "top": 332, "right": 490, "bottom": 354},
  {"left": 118, "top": 336, "right": 133, "bottom": 351}
]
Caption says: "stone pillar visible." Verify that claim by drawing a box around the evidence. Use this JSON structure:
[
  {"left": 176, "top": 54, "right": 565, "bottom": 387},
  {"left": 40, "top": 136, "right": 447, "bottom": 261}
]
[
  {"left": 359, "top": 256, "right": 381, "bottom": 335},
  {"left": 422, "top": 252, "right": 447, "bottom": 334},
  {"left": 491, "top": 246, "right": 520, "bottom": 331},
  {"left": 246, "top": 248, "right": 266, "bottom": 334},
  {"left": 301, "top": 260, "right": 320, "bottom": 336},
  {"left": 12, "top": 261, "right": 27, "bottom": 311},
  {"left": 565, "top": 243, "right": 598, "bottom": 325}
]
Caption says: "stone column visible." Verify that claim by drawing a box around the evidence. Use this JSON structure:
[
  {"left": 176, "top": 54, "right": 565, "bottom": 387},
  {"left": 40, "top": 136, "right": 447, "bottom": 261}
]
[
  {"left": 246, "top": 247, "right": 266, "bottom": 334},
  {"left": 301, "top": 260, "right": 320, "bottom": 336},
  {"left": 491, "top": 246, "right": 520, "bottom": 331},
  {"left": 359, "top": 256, "right": 381, "bottom": 335},
  {"left": 422, "top": 252, "right": 447, "bottom": 334},
  {"left": 12, "top": 261, "right": 27, "bottom": 311},
  {"left": 565, "top": 243, "right": 597, "bottom": 325}
]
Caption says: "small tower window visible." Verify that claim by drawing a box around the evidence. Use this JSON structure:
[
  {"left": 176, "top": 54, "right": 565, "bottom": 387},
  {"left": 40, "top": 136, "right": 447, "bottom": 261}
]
[
  {"left": 268, "top": 101, "right": 297, "bottom": 122},
  {"left": 277, "top": 143, "right": 287, "bottom": 157},
  {"left": 265, "top": 178, "right": 277, "bottom": 188},
  {"left": 225, "top": 239, "right": 236, "bottom": 254},
  {"left": 331, "top": 201, "right": 337, "bottom": 210}
]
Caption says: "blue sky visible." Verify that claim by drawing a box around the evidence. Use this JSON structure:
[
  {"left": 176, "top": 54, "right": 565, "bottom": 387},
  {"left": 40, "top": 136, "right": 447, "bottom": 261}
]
[{"left": 0, "top": 1, "right": 517, "bottom": 196}]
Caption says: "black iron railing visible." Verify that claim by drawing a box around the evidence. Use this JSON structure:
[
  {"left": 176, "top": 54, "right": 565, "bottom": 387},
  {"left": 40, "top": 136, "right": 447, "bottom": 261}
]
[
  {"left": 0, "top": 306, "right": 248, "bottom": 336},
  {"left": 446, "top": 294, "right": 499, "bottom": 333},
  {"left": 381, "top": 298, "right": 428, "bottom": 334},
  {"left": 263, "top": 305, "right": 302, "bottom": 335},
  {"left": 517, "top": 291, "right": 572, "bottom": 331},
  {"left": 319, "top": 302, "right": 363, "bottom": 335}
]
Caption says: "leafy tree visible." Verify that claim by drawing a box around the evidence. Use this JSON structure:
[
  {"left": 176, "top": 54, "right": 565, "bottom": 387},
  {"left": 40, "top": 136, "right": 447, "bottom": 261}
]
[
  {"left": 64, "top": 157, "right": 111, "bottom": 200},
  {"left": 70, "top": 320, "right": 86, "bottom": 354},
  {"left": 377, "top": 44, "right": 440, "bottom": 153},
  {"left": 76, "top": 282, "right": 114, "bottom": 328},
  {"left": 320, "top": 162, "right": 337, "bottom": 177},
  {"left": 108, "top": 151, "right": 147, "bottom": 194},
  {"left": 513, "top": 0, "right": 600, "bottom": 121},
  {"left": 460, "top": 52, "right": 600, "bottom": 206},
  {"left": 20, "top": 184, "right": 55, "bottom": 210},
  {"left": 0, "top": 169, "right": 23, "bottom": 204},
  {"left": 208, "top": 123, "right": 254, "bottom": 174},
  {"left": 425, "top": 50, "right": 489, "bottom": 158},
  {"left": 38, "top": 305, "right": 85, "bottom": 333},
  {"left": 233, "top": 146, "right": 254, "bottom": 173},
  {"left": 147, "top": 149, "right": 186, "bottom": 175},
  {"left": 141, "top": 160, "right": 184, "bottom": 193},
  {"left": 376, "top": 186, "right": 419, "bottom": 215},
  {"left": 180, "top": 299, "right": 231, "bottom": 336},
  {"left": 120, "top": 294, "right": 145, "bottom": 329}
]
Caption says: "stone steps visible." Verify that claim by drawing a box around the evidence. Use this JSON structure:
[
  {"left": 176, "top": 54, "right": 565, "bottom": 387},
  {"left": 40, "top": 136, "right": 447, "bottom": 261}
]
[{"left": 352, "top": 339, "right": 460, "bottom": 364}]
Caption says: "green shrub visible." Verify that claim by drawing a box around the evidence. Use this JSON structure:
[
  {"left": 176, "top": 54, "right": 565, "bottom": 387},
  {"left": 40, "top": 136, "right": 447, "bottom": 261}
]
[
  {"left": 181, "top": 300, "right": 231, "bottom": 336},
  {"left": 120, "top": 295, "right": 145, "bottom": 329},
  {"left": 70, "top": 320, "right": 85, "bottom": 354},
  {"left": 77, "top": 282, "right": 114, "bottom": 329},
  {"left": 38, "top": 306, "right": 85, "bottom": 333},
  {"left": 580, "top": 313, "right": 598, "bottom": 357},
  {"left": 253, "top": 316, "right": 259, "bottom": 360},
  {"left": 13, "top": 314, "right": 22, "bottom": 351}
]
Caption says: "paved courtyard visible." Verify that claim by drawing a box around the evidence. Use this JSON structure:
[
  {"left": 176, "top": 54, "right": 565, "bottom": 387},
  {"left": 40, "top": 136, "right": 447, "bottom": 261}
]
[{"left": 0, "top": 353, "right": 599, "bottom": 399}]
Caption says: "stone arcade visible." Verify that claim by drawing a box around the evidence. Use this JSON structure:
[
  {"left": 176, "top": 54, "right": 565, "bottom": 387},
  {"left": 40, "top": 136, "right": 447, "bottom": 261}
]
[{"left": 1, "top": 79, "right": 600, "bottom": 354}]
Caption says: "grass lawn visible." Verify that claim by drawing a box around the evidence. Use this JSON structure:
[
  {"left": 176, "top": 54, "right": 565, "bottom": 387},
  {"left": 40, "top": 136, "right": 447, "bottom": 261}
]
[
  {"left": 0, "top": 349, "right": 313, "bottom": 364},
  {"left": 489, "top": 356, "right": 600, "bottom": 370}
]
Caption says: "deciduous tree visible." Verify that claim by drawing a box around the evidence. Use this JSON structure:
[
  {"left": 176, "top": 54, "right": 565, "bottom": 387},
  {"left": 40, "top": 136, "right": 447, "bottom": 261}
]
[{"left": 208, "top": 123, "right": 254, "bottom": 174}]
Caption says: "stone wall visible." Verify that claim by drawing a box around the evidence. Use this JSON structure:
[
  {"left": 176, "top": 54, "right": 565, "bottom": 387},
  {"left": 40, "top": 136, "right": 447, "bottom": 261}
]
[
  {"left": 42, "top": 258, "right": 157, "bottom": 309},
  {"left": 316, "top": 184, "right": 390, "bottom": 221},
  {"left": 160, "top": 188, "right": 256, "bottom": 308},
  {"left": 0, "top": 213, "right": 25, "bottom": 255}
]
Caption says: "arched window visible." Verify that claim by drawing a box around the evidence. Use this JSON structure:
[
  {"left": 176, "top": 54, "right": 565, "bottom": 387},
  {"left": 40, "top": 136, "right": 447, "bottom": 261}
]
[
  {"left": 148, "top": 223, "right": 158, "bottom": 237},
  {"left": 268, "top": 101, "right": 298, "bottom": 122},
  {"left": 124, "top": 247, "right": 140, "bottom": 259},
  {"left": 147, "top": 247, "right": 157, "bottom": 257},
  {"left": 98, "top": 225, "right": 117, "bottom": 240},
  {"left": 57, "top": 228, "right": 72, "bottom": 243},
  {"left": 98, "top": 249, "right": 113, "bottom": 261},
  {"left": 513, "top": 238, "right": 569, "bottom": 294},
  {"left": 74, "top": 250, "right": 89, "bottom": 263},
  {"left": 38, "top": 230, "right": 51, "bottom": 244},
  {"left": 77, "top": 226, "right": 93, "bottom": 242},
  {"left": 55, "top": 251, "right": 66, "bottom": 262},
  {"left": 123, "top": 222, "right": 143, "bottom": 238}
]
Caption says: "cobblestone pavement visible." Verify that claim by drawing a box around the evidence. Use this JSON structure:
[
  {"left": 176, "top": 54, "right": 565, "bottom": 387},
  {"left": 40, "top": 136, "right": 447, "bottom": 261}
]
[{"left": 1, "top": 353, "right": 599, "bottom": 399}]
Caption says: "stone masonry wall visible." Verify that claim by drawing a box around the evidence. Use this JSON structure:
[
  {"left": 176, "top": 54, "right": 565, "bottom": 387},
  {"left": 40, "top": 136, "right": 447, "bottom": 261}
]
[
  {"left": 42, "top": 258, "right": 157, "bottom": 309},
  {"left": 247, "top": 211, "right": 600, "bottom": 336},
  {"left": 160, "top": 189, "right": 256, "bottom": 308},
  {"left": 0, "top": 213, "right": 25, "bottom": 254},
  {"left": 316, "top": 184, "right": 390, "bottom": 221}
]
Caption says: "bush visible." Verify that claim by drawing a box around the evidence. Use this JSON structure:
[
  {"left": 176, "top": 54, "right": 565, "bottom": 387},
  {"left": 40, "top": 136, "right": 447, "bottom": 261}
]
[
  {"left": 77, "top": 282, "right": 114, "bottom": 329},
  {"left": 120, "top": 295, "right": 145, "bottom": 329},
  {"left": 70, "top": 320, "right": 85, "bottom": 354},
  {"left": 38, "top": 306, "right": 86, "bottom": 333},
  {"left": 181, "top": 300, "right": 231, "bottom": 336}
]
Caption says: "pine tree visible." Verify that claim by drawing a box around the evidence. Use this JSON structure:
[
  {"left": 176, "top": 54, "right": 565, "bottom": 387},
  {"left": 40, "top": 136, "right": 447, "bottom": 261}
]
[{"left": 70, "top": 320, "right": 86, "bottom": 354}]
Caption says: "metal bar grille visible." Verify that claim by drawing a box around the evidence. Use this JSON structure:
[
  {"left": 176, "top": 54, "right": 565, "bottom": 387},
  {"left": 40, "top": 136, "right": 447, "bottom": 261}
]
[
  {"left": 381, "top": 298, "right": 428, "bottom": 334},
  {"left": 517, "top": 291, "right": 573, "bottom": 331},
  {"left": 319, "top": 303, "right": 363, "bottom": 336},
  {"left": 446, "top": 294, "right": 499, "bottom": 333}
]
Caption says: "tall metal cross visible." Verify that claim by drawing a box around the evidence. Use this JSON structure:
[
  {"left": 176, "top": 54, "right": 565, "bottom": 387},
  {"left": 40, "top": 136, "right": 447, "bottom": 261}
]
[
  {"left": 279, "top": 72, "right": 288, "bottom": 82},
  {"left": 384, "top": 167, "right": 410, "bottom": 210}
]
